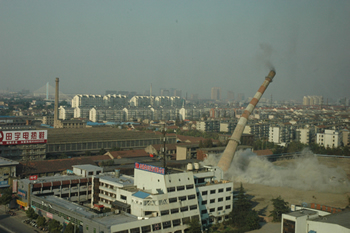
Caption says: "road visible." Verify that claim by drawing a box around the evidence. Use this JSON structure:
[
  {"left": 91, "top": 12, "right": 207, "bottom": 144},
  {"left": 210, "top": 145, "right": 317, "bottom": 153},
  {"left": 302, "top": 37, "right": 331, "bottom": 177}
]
[{"left": 0, "top": 206, "right": 39, "bottom": 233}]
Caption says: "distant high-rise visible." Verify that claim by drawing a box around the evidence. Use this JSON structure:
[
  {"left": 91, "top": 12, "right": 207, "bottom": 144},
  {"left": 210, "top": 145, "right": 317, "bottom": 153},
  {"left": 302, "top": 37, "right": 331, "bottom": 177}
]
[
  {"left": 211, "top": 87, "right": 221, "bottom": 100},
  {"left": 160, "top": 89, "right": 170, "bottom": 96},
  {"left": 237, "top": 93, "right": 245, "bottom": 102},
  {"left": 227, "top": 91, "right": 234, "bottom": 100}
]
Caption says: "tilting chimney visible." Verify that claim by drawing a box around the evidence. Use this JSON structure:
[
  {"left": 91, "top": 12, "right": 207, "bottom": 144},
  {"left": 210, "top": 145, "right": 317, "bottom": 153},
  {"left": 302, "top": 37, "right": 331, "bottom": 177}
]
[{"left": 217, "top": 70, "right": 276, "bottom": 172}]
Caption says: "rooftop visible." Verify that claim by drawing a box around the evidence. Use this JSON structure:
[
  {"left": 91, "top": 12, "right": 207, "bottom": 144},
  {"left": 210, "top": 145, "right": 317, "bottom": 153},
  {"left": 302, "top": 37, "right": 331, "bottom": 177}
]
[
  {"left": 287, "top": 209, "right": 318, "bottom": 218},
  {"left": 0, "top": 157, "right": 19, "bottom": 166},
  {"left": 72, "top": 164, "right": 102, "bottom": 171},
  {"left": 311, "top": 210, "right": 350, "bottom": 229}
]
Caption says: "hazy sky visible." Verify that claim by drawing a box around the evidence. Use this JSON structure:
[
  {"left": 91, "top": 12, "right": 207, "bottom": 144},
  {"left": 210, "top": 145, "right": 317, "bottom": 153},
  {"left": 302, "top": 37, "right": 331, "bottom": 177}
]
[{"left": 1, "top": 0, "right": 349, "bottom": 101}]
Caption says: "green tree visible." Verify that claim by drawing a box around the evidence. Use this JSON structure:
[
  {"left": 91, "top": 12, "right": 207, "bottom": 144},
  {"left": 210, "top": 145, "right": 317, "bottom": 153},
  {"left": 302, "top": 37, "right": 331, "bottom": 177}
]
[
  {"left": 48, "top": 219, "right": 63, "bottom": 233},
  {"left": 269, "top": 196, "right": 290, "bottom": 222},
  {"left": 203, "top": 139, "right": 213, "bottom": 148},
  {"left": 64, "top": 222, "right": 78, "bottom": 233},
  {"left": 199, "top": 140, "right": 204, "bottom": 148},
  {"left": 36, "top": 215, "right": 46, "bottom": 227},
  {"left": 187, "top": 218, "right": 201, "bottom": 233},
  {"left": 85, "top": 150, "right": 91, "bottom": 156},
  {"left": 287, "top": 141, "right": 306, "bottom": 153},
  {"left": 99, "top": 148, "right": 107, "bottom": 155},
  {"left": 26, "top": 207, "right": 38, "bottom": 219},
  {"left": 0, "top": 188, "right": 13, "bottom": 205},
  {"left": 229, "top": 183, "right": 260, "bottom": 231},
  {"left": 110, "top": 147, "right": 121, "bottom": 151}
]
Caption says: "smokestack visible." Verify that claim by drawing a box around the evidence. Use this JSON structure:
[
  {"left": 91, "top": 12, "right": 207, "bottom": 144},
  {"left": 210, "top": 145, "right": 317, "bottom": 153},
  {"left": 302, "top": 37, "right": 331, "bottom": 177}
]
[
  {"left": 217, "top": 70, "right": 276, "bottom": 172},
  {"left": 54, "top": 77, "right": 59, "bottom": 128}
]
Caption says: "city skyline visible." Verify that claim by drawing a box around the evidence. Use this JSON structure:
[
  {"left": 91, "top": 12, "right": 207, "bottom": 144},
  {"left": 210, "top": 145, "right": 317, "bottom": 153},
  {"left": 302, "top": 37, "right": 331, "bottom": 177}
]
[{"left": 1, "top": 1, "right": 350, "bottom": 101}]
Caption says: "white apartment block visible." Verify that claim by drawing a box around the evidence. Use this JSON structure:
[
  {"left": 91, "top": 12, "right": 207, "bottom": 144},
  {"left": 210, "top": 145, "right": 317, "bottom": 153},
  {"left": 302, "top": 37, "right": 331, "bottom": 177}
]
[
  {"left": 89, "top": 107, "right": 126, "bottom": 122},
  {"left": 92, "top": 163, "right": 233, "bottom": 232},
  {"left": 58, "top": 106, "right": 74, "bottom": 120},
  {"left": 317, "top": 129, "right": 342, "bottom": 148},
  {"left": 269, "top": 125, "right": 291, "bottom": 145},
  {"left": 296, "top": 128, "right": 311, "bottom": 145},
  {"left": 72, "top": 94, "right": 104, "bottom": 108}
]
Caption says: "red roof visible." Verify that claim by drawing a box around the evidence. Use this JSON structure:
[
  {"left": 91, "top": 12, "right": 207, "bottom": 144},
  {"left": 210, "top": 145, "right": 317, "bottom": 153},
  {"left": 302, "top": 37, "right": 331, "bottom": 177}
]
[{"left": 254, "top": 149, "right": 273, "bottom": 156}]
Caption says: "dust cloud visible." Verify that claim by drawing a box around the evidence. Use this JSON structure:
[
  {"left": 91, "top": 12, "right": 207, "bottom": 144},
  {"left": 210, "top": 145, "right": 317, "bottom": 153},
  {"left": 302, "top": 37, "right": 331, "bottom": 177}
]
[{"left": 201, "top": 149, "right": 350, "bottom": 193}]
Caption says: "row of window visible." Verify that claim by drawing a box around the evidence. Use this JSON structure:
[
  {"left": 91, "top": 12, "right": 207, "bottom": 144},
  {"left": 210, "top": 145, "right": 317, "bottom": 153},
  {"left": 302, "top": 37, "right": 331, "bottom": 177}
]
[
  {"left": 200, "top": 187, "right": 231, "bottom": 196},
  {"left": 201, "top": 196, "right": 231, "bottom": 205},
  {"left": 201, "top": 205, "right": 231, "bottom": 214},
  {"left": 169, "top": 194, "right": 196, "bottom": 203},
  {"left": 161, "top": 205, "right": 198, "bottom": 216},
  {"left": 167, "top": 184, "right": 194, "bottom": 193}
]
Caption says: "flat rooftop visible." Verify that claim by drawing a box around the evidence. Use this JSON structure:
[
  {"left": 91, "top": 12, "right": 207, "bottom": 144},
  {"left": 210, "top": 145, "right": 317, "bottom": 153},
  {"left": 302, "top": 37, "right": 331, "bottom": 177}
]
[
  {"left": 40, "top": 195, "right": 96, "bottom": 218},
  {"left": 0, "top": 157, "right": 19, "bottom": 166},
  {"left": 98, "top": 174, "right": 134, "bottom": 186},
  {"left": 287, "top": 209, "right": 318, "bottom": 218},
  {"left": 72, "top": 164, "right": 101, "bottom": 171},
  {"left": 311, "top": 210, "right": 350, "bottom": 229},
  {"left": 47, "top": 128, "right": 173, "bottom": 143},
  {"left": 93, "top": 212, "right": 138, "bottom": 226},
  {"left": 20, "top": 175, "right": 86, "bottom": 185}
]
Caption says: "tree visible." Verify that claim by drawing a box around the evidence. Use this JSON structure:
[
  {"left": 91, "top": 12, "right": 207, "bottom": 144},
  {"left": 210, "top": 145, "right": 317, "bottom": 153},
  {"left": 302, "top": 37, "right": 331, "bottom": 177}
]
[
  {"left": 36, "top": 215, "right": 46, "bottom": 227},
  {"left": 26, "top": 207, "right": 38, "bottom": 219},
  {"left": 64, "top": 222, "right": 78, "bottom": 233},
  {"left": 229, "top": 183, "right": 260, "bottom": 231},
  {"left": 187, "top": 218, "right": 201, "bottom": 233},
  {"left": 48, "top": 219, "right": 63, "bottom": 233},
  {"left": 269, "top": 196, "right": 290, "bottom": 222},
  {"left": 0, "top": 188, "right": 13, "bottom": 206},
  {"left": 99, "top": 148, "right": 107, "bottom": 155},
  {"left": 203, "top": 139, "right": 213, "bottom": 148},
  {"left": 199, "top": 140, "right": 204, "bottom": 148},
  {"left": 85, "top": 150, "right": 91, "bottom": 156}
]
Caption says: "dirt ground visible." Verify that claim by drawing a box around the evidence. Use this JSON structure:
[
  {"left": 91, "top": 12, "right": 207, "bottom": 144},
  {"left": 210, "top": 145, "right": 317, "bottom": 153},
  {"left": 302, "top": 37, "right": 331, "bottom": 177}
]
[{"left": 236, "top": 157, "right": 350, "bottom": 218}]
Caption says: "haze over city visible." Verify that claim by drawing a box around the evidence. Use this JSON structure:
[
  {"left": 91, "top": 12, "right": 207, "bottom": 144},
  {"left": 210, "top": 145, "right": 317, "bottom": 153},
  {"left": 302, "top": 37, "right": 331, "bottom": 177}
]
[{"left": 1, "top": 1, "right": 350, "bottom": 101}]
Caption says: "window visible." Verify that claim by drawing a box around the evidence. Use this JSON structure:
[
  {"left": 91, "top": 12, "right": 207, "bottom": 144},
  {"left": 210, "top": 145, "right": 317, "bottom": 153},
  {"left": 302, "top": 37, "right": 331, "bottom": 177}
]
[
  {"left": 217, "top": 206, "right": 223, "bottom": 211},
  {"left": 167, "top": 187, "right": 175, "bottom": 192},
  {"left": 188, "top": 194, "right": 195, "bottom": 200},
  {"left": 202, "top": 200, "right": 207, "bottom": 205},
  {"left": 120, "top": 195, "right": 127, "bottom": 200},
  {"left": 160, "top": 210, "right": 169, "bottom": 216},
  {"left": 210, "top": 199, "right": 215, "bottom": 203},
  {"left": 130, "top": 228, "right": 140, "bottom": 233},
  {"left": 210, "top": 190, "right": 216, "bottom": 194},
  {"left": 162, "top": 221, "right": 171, "bottom": 229},
  {"left": 186, "top": 184, "right": 194, "bottom": 189},
  {"left": 209, "top": 208, "right": 215, "bottom": 212},
  {"left": 180, "top": 206, "right": 188, "bottom": 212},
  {"left": 178, "top": 196, "right": 186, "bottom": 201},
  {"left": 171, "top": 208, "right": 179, "bottom": 214},
  {"left": 202, "top": 191, "right": 208, "bottom": 195},
  {"left": 177, "top": 186, "right": 185, "bottom": 191},
  {"left": 226, "top": 196, "right": 231, "bottom": 201},
  {"left": 218, "top": 198, "right": 223, "bottom": 202},
  {"left": 172, "top": 219, "right": 181, "bottom": 227},
  {"left": 226, "top": 187, "right": 232, "bottom": 192},
  {"left": 201, "top": 209, "right": 207, "bottom": 214},
  {"left": 141, "top": 226, "right": 151, "bottom": 233},
  {"left": 226, "top": 205, "right": 231, "bottom": 209},
  {"left": 218, "top": 188, "right": 224, "bottom": 193},
  {"left": 152, "top": 223, "right": 161, "bottom": 231},
  {"left": 169, "top": 197, "right": 177, "bottom": 203},
  {"left": 190, "top": 205, "right": 197, "bottom": 210},
  {"left": 182, "top": 217, "right": 190, "bottom": 224}
]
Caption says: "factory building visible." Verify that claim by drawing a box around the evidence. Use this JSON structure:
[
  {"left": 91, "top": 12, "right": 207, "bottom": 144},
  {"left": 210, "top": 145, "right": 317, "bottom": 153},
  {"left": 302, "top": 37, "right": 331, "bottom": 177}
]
[
  {"left": 23, "top": 163, "right": 233, "bottom": 233},
  {"left": 0, "top": 129, "right": 47, "bottom": 160}
]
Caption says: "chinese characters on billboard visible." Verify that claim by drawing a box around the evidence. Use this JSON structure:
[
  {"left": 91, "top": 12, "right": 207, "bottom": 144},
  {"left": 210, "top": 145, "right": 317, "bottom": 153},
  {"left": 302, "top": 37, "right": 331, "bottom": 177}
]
[{"left": 0, "top": 130, "right": 47, "bottom": 145}]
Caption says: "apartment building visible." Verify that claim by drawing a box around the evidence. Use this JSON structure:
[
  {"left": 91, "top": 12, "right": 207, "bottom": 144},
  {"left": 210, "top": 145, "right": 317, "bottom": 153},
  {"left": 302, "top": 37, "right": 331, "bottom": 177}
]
[
  {"left": 196, "top": 120, "right": 220, "bottom": 133},
  {"left": 316, "top": 129, "right": 342, "bottom": 148}
]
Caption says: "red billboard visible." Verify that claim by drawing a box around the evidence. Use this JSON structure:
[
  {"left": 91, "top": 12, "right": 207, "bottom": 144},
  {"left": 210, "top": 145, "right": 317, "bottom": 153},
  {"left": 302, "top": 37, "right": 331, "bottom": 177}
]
[
  {"left": 0, "top": 130, "right": 47, "bottom": 145},
  {"left": 29, "top": 175, "right": 38, "bottom": 180}
]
